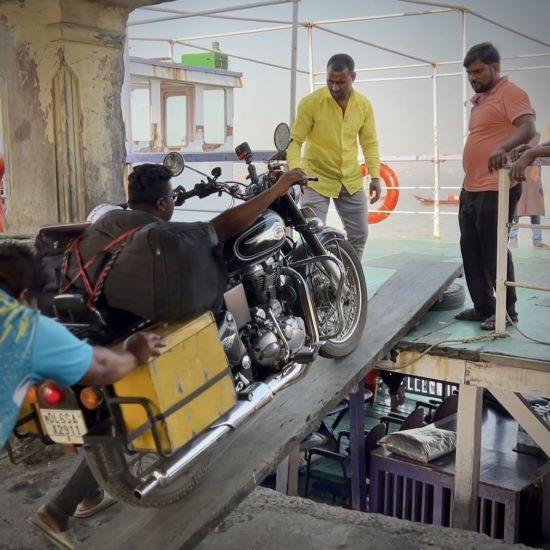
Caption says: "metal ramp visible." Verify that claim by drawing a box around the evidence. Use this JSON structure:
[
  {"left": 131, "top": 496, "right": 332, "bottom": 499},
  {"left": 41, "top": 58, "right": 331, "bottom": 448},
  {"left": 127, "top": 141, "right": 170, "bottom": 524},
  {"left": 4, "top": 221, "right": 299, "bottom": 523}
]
[{"left": 85, "top": 258, "right": 462, "bottom": 550}]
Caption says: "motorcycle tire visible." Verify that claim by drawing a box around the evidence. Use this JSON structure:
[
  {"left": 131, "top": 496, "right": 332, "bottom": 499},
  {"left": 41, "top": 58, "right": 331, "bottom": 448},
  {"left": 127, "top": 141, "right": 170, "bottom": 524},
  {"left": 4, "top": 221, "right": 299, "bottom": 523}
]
[
  {"left": 84, "top": 438, "right": 210, "bottom": 507},
  {"left": 315, "top": 238, "right": 368, "bottom": 358}
]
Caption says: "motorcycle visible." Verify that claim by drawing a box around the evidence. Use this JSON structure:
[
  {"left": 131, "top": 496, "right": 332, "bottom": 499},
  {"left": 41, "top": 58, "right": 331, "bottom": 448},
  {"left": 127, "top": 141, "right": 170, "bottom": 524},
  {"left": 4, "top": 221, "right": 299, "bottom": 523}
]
[{"left": 13, "top": 124, "right": 367, "bottom": 507}]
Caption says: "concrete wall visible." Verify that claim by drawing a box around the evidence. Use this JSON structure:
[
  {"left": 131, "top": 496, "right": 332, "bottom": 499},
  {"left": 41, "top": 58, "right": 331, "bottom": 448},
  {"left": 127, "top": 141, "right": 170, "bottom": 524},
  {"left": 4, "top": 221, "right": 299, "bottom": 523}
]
[{"left": 0, "top": 0, "right": 168, "bottom": 233}]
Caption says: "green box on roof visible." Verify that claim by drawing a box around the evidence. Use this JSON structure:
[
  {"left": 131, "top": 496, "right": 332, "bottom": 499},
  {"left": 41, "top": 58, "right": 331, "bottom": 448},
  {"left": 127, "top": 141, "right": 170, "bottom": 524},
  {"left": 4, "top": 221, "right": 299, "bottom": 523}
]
[{"left": 181, "top": 41, "right": 228, "bottom": 70}]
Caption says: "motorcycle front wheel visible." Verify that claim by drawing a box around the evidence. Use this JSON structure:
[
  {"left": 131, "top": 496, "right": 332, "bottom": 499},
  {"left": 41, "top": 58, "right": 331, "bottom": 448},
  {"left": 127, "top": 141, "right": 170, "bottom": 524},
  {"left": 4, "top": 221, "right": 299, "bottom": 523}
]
[{"left": 309, "top": 238, "right": 367, "bottom": 358}]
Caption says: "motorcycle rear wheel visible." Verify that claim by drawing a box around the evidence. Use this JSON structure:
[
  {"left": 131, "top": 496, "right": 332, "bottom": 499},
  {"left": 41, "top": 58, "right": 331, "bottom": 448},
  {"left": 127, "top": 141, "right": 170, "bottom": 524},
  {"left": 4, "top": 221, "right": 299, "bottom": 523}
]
[
  {"left": 84, "top": 437, "right": 209, "bottom": 507},
  {"left": 312, "top": 238, "right": 368, "bottom": 358}
]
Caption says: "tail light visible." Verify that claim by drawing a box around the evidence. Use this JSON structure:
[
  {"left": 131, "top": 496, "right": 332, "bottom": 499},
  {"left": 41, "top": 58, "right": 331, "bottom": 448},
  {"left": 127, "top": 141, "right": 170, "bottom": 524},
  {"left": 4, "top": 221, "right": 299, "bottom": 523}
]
[
  {"left": 26, "top": 384, "right": 39, "bottom": 405},
  {"left": 38, "top": 381, "right": 64, "bottom": 407},
  {"left": 80, "top": 387, "right": 103, "bottom": 410}
]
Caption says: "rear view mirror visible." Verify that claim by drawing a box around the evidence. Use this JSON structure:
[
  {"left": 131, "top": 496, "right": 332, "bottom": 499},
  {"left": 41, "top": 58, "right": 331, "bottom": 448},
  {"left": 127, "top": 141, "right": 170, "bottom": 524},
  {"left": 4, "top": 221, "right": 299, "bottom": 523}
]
[
  {"left": 163, "top": 152, "right": 185, "bottom": 177},
  {"left": 273, "top": 123, "right": 291, "bottom": 152}
]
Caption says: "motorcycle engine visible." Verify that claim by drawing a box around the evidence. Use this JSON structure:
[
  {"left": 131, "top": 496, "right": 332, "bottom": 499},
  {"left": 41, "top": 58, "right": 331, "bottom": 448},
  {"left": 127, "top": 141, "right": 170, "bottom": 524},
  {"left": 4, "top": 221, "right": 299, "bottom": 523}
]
[
  {"left": 246, "top": 301, "right": 306, "bottom": 368},
  {"left": 237, "top": 261, "right": 307, "bottom": 370}
]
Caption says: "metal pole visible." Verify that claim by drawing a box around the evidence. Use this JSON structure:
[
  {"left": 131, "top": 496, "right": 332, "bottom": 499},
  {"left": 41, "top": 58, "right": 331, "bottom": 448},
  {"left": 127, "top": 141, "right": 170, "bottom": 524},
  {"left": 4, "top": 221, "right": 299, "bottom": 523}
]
[
  {"left": 461, "top": 9, "right": 468, "bottom": 145},
  {"left": 140, "top": 6, "right": 296, "bottom": 26},
  {"left": 495, "top": 168, "right": 510, "bottom": 334},
  {"left": 169, "top": 40, "right": 175, "bottom": 62},
  {"left": 307, "top": 24, "right": 314, "bottom": 93},
  {"left": 129, "top": 0, "right": 294, "bottom": 26},
  {"left": 172, "top": 24, "right": 293, "bottom": 43},
  {"left": 432, "top": 65, "right": 440, "bottom": 239},
  {"left": 312, "top": 8, "right": 454, "bottom": 25},
  {"left": 349, "top": 384, "right": 366, "bottom": 511},
  {"left": 290, "top": 0, "right": 299, "bottom": 125},
  {"left": 315, "top": 25, "right": 434, "bottom": 65}
]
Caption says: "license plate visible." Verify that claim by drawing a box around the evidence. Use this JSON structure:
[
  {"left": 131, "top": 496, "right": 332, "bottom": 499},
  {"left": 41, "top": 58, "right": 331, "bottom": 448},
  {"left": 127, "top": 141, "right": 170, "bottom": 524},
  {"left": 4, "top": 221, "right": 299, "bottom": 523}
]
[{"left": 40, "top": 409, "right": 88, "bottom": 444}]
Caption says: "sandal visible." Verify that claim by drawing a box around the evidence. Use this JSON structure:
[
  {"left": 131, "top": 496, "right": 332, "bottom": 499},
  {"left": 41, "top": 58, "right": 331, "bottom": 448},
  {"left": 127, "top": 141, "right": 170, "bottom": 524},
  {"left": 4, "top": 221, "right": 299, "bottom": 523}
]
[
  {"left": 480, "top": 314, "right": 518, "bottom": 331},
  {"left": 28, "top": 517, "right": 77, "bottom": 550},
  {"left": 73, "top": 490, "right": 116, "bottom": 519},
  {"left": 454, "top": 308, "right": 487, "bottom": 321}
]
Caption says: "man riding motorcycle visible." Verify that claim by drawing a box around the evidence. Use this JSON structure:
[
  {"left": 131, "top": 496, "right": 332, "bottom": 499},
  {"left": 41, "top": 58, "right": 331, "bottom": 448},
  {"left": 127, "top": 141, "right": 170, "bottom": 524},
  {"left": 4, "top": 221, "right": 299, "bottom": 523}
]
[{"left": 31, "top": 162, "right": 307, "bottom": 547}]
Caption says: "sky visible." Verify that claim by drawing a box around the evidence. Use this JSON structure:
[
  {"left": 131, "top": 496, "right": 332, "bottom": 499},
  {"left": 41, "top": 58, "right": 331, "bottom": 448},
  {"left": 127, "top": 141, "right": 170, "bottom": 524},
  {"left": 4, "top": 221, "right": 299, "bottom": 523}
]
[{"left": 127, "top": 0, "right": 550, "bottom": 156}]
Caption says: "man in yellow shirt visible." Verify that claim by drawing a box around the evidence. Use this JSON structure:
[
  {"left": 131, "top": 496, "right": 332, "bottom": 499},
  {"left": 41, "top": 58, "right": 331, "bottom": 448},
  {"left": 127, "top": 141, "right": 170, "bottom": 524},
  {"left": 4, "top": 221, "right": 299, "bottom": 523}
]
[{"left": 287, "top": 53, "right": 381, "bottom": 258}]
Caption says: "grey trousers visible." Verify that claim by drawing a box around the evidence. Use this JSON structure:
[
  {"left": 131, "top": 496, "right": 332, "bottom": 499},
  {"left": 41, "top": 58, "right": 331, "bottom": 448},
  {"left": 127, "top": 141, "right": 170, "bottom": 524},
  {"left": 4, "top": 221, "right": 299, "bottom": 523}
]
[{"left": 300, "top": 186, "right": 368, "bottom": 258}]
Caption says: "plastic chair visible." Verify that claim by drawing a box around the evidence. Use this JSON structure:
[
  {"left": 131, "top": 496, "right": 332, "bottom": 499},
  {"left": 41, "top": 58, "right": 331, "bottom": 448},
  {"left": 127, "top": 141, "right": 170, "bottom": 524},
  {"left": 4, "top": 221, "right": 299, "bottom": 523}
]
[
  {"left": 380, "top": 406, "right": 425, "bottom": 433},
  {"left": 415, "top": 392, "right": 459, "bottom": 424},
  {"left": 432, "top": 393, "right": 459, "bottom": 423},
  {"left": 304, "top": 423, "right": 387, "bottom": 507}
]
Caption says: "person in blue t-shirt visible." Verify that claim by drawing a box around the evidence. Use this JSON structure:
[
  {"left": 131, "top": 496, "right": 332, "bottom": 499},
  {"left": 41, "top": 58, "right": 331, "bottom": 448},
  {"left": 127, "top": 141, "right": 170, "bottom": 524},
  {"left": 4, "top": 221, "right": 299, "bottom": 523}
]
[
  {"left": 0, "top": 242, "right": 165, "bottom": 549},
  {"left": 0, "top": 242, "right": 165, "bottom": 449}
]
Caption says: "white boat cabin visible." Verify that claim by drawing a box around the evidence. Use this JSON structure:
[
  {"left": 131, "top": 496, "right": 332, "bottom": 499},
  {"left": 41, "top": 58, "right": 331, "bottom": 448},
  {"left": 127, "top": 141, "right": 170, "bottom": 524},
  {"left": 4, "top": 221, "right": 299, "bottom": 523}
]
[{"left": 124, "top": 56, "right": 243, "bottom": 221}]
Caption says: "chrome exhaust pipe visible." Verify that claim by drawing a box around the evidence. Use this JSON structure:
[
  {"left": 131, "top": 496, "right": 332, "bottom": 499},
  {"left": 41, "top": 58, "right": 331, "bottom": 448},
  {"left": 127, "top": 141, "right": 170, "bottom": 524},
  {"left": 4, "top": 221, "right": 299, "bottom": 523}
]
[
  {"left": 134, "top": 382, "right": 273, "bottom": 499},
  {"left": 133, "top": 363, "right": 307, "bottom": 499}
]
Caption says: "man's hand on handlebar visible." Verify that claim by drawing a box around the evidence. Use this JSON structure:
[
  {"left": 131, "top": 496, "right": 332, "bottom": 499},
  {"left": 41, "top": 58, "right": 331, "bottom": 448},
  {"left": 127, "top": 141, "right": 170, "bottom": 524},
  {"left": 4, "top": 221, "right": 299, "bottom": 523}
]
[{"left": 272, "top": 168, "right": 308, "bottom": 198}]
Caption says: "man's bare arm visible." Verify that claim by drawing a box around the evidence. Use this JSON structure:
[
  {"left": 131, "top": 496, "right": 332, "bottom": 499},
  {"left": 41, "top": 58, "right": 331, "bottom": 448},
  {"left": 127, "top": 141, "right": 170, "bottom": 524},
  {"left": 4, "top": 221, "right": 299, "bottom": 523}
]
[
  {"left": 79, "top": 332, "right": 165, "bottom": 386},
  {"left": 488, "top": 114, "right": 536, "bottom": 172},
  {"left": 211, "top": 169, "right": 307, "bottom": 243}
]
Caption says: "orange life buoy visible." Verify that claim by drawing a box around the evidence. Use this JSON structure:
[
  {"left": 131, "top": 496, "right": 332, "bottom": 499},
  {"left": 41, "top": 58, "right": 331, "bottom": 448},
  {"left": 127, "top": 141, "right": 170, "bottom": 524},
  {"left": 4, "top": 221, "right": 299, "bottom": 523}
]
[{"left": 361, "top": 162, "right": 400, "bottom": 224}]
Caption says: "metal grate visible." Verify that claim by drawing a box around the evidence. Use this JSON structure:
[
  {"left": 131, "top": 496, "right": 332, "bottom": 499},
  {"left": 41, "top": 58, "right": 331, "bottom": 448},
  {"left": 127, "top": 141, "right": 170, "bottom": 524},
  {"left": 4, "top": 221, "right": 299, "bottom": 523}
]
[{"left": 371, "top": 456, "right": 518, "bottom": 542}]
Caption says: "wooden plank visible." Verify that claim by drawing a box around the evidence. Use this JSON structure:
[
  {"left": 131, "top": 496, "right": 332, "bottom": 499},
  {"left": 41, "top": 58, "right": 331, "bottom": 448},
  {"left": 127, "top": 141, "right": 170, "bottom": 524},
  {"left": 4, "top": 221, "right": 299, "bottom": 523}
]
[
  {"left": 395, "top": 351, "right": 465, "bottom": 385},
  {"left": 275, "top": 443, "right": 300, "bottom": 496},
  {"left": 489, "top": 390, "right": 550, "bottom": 456},
  {"left": 465, "top": 361, "right": 550, "bottom": 396},
  {"left": 392, "top": 352, "right": 550, "bottom": 396},
  {"left": 349, "top": 384, "right": 366, "bottom": 511},
  {"left": 478, "top": 353, "right": 550, "bottom": 373},
  {"left": 452, "top": 384, "right": 483, "bottom": 532},
  {"left": 84, "top": 259, "right": 462, "bottom": 550}
]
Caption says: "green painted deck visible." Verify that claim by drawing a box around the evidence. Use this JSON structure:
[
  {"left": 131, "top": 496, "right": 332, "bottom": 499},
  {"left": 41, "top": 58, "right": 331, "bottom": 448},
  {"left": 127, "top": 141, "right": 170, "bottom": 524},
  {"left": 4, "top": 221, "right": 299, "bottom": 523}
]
[{"left": 362, "top": 237, "right": 550, "bottom": 363}]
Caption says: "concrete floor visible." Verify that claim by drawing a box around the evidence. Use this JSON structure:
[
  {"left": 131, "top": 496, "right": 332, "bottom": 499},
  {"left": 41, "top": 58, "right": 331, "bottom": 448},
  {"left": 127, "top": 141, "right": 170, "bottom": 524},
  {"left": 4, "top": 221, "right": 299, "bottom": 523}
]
[
  {"left": 198, "top": 487, "right": 530, "bottom": 550},
  {"left": 0, "top": 445, "right": 531, "bottom": 550}
]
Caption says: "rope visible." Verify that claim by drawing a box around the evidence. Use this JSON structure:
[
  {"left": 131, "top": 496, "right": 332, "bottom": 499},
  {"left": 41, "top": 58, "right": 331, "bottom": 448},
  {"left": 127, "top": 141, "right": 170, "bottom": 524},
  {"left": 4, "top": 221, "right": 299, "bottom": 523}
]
[
  {"left": 397, "top": 331, "right": 507, "bottom": 370},
  {"left": 507, "top": 311, "right": 550, "bottom": 346},
  {"left": 384, "top": 311, "right": 549, "bottom": 372}
]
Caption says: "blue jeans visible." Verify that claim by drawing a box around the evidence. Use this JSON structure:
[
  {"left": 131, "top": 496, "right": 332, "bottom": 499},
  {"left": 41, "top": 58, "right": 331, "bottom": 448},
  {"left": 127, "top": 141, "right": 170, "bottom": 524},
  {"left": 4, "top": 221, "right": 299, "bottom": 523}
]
[{"left": 509, "top": 215, "right": 542, "bottom": 243}]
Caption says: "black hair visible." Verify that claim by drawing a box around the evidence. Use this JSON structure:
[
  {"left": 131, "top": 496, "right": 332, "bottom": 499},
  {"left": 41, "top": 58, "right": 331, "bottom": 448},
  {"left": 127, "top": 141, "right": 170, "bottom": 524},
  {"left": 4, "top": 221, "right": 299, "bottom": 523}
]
[
  {"left": 128, "top": 164, "right": 172, "bottom": 208},
  {"left": 0, "top": 241, "right": 47, "bottom": 299},
  {"left": 463, "top": 42, "right": 500, "bottom": 67},
  {"left": 327, "top": 53, "right": 355, "bottom": 73}
]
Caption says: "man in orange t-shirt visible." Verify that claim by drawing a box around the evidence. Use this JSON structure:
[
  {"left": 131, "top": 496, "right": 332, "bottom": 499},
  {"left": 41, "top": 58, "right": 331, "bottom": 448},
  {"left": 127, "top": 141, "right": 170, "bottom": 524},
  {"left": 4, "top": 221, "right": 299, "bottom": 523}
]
[{"left": 455, "top": 42, "right": 535, "bottom": 330}]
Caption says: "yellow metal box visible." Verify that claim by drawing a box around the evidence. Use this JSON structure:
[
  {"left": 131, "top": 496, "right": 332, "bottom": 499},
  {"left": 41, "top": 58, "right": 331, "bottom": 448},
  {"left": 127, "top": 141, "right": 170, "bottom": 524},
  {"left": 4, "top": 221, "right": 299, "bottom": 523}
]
[{"left": 113, "top": 312, "right": 236, "bottom": 453}]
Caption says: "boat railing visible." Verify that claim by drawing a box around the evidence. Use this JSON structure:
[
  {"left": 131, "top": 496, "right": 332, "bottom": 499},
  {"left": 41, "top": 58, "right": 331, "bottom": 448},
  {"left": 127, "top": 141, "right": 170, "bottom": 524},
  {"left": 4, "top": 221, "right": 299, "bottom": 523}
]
[
  {"left": 495, "top": 158, "right": 550, "bottom": 333},
  {"left": 127, "top": 151, "right": 464, "bottom": 230}
]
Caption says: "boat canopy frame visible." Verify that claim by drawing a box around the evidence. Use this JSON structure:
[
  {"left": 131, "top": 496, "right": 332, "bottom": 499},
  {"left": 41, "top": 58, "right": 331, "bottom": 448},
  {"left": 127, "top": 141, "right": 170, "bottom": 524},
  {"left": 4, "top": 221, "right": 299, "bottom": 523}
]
[{"left": 128, "top": 0, "right": 550, "bottom": 237}]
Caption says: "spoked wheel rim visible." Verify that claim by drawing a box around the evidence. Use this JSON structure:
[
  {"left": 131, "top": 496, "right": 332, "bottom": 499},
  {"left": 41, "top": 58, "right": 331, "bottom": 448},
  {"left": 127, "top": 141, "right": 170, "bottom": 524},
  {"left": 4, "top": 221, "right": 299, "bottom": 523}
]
[{"left": 310, "top": 241, "right": 363, "bottom": 344}]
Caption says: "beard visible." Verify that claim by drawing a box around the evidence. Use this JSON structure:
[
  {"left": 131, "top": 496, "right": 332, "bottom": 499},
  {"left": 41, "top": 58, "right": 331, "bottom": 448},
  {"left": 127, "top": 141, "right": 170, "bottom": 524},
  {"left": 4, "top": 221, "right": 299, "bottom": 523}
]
[{"left": 470, "top": 81, "right": 492, "bottom": 93}]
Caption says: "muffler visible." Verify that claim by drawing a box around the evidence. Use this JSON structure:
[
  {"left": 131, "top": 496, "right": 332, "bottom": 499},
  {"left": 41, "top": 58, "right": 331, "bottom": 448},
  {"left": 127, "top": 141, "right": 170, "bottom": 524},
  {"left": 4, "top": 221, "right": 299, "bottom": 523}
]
[{"left": 133, "top": 363, "right": 306, "bottom": 499}]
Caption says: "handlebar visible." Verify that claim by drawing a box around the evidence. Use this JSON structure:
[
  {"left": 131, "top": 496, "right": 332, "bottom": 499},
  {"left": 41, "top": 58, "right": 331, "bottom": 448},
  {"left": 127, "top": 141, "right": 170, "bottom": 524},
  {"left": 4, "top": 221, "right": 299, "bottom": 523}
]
[
  {"left": 173, "top": 157, "right": 318, "bottom": 206},
  {"left": 173, "top": 180, "right": 248, "bottom": 206}
]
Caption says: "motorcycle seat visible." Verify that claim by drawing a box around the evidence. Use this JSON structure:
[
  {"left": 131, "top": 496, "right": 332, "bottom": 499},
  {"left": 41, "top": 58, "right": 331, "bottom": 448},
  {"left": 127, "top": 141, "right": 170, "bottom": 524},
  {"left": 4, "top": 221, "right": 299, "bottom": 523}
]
[{"left": 53, "top": 293, "right": 144, "bottom": 345}]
